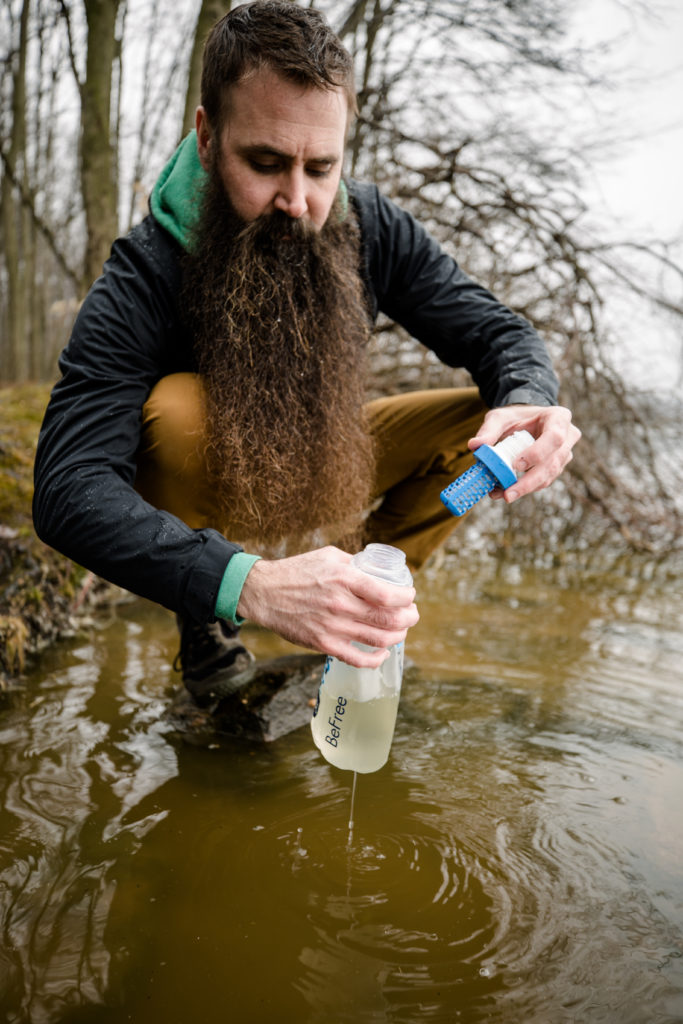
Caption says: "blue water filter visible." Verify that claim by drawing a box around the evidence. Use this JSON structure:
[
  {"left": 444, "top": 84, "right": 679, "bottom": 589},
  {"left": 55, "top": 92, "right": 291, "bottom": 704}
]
[{"left": 440, "top": 430, "right": 534, "bottom": 516}]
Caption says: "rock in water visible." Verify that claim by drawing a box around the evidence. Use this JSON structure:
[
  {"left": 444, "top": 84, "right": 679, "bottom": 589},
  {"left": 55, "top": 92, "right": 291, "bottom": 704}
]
[{"left": 166, "top": 652, "right": 326, "bottom": 744}]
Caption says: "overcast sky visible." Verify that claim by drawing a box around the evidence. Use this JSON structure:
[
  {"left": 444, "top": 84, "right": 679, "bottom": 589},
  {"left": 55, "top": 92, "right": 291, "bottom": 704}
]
[
  {"left": 576, "top": 0, "right": 683, "bottom": 237},
  {"left": 569, "top": 0, "right": 683, "bottom": 389}
]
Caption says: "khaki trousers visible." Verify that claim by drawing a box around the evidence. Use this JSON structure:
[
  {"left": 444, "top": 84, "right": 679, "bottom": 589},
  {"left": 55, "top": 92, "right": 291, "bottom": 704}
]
[{"left": 135, "top": 373, "right": 486, "bottom": 571}]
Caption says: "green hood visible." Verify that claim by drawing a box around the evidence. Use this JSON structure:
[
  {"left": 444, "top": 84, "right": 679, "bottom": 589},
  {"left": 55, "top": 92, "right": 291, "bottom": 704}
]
[
  {"left": 150, "top": 129, "right": 350, "bottom": 249},
  {"left": 150, "top": 130, "right": 206, "bottom": 250}
]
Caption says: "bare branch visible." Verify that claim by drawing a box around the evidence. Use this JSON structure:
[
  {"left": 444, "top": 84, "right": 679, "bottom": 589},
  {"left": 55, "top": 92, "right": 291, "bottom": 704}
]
[
  {"left": 0, "top": 143, "right": 80, "bottom": 287},
  {"left": 55, "top": 0, "right": 83, "bottom": 94}
]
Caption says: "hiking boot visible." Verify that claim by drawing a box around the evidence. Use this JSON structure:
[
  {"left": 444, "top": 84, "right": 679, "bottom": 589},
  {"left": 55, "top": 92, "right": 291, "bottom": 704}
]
[{"left": 174, "top": 615, "right": 254, "bottom": 707}]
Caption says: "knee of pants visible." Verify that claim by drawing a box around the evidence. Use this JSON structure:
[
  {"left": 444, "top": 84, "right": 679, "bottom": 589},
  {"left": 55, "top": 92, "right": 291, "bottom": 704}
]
[{"left": 141, "top": 373, "right": 207, "bottom": 476}]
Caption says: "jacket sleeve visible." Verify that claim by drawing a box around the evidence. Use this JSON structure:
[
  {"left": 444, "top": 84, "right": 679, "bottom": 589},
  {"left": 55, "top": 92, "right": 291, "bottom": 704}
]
[
  {"left": 350, "top": 181, "right": 559, "bottom": 408},
  {"left": 33, "top": 217, "right": 240, "bottom": 623}
]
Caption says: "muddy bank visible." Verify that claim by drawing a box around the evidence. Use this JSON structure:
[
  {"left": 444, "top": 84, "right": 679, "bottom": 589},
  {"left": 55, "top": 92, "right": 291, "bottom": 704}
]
[{"left": 0, "top": 384, "right": 122, "bottom": 688}]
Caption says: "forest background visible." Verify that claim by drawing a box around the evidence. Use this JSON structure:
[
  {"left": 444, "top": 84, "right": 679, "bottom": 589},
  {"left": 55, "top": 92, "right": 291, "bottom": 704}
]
[{"left": 1, "top": 0, "right": 682, "bottom": 571}]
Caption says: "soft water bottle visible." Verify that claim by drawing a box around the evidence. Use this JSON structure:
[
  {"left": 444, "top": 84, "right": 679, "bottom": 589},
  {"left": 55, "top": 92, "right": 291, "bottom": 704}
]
[{"left": 311, "top": 543, "right": 413, "bottom": 774}]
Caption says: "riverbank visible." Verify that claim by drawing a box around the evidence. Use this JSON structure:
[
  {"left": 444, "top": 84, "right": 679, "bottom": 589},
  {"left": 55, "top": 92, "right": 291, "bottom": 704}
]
[{"left": 0, "top": 384, "right": 120, "bottom": 688}]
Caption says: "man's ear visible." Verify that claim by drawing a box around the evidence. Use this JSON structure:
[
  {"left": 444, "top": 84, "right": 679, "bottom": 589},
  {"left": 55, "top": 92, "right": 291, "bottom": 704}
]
[{"left": 196, "top": 106, "right": 213, "bottom": 171}]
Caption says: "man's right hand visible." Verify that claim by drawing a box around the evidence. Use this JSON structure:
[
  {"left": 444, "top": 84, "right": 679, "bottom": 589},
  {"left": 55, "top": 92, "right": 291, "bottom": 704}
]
[{"left": 235, "top": 546, "right": 419, "bottom": 668}]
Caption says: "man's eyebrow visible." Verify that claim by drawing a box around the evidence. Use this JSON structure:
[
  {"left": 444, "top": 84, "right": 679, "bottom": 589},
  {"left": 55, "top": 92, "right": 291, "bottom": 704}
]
[{"left": 238, "top": 143, "right": 340, "bottom": 164}]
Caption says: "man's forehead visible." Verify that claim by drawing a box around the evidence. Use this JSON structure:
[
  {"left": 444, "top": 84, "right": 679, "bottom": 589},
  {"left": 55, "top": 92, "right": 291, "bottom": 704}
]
[{"left": 220, "top": 66, "right": 350, "bottom": 139}]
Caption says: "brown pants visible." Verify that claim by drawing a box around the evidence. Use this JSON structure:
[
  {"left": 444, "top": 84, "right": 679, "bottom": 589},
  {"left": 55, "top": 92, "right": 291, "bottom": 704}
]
[{"left": 135, "top": 374, "right": 486, "bottom": 571}]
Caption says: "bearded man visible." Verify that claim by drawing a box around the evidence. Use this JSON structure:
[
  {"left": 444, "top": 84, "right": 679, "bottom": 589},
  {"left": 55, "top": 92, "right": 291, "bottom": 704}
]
[{"left": 34, "top": 0, "right": 580, "bottom": 705}]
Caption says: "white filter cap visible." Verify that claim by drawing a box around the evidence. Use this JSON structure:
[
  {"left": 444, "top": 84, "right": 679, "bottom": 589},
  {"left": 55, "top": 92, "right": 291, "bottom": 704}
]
[{"left": 493, "top": 430, "right": 535, "bottom": 471}]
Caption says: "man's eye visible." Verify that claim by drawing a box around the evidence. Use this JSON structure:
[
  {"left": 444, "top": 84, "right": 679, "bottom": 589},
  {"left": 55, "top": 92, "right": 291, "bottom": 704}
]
[
  {"left": 249, "top": 159, "right": 280, "bottom": 174},
  {"left": 307, "top": 165, "right": 332, "bottom": 178}
]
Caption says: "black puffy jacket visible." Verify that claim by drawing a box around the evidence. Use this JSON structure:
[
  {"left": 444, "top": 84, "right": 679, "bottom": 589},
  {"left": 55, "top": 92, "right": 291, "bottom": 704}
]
[{"left": 33, "top": 180, "right": 558, "bottom": 622}]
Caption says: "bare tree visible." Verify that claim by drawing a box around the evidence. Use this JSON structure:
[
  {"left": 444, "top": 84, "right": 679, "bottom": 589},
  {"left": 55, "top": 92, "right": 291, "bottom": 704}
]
[
  {"left": 2, "top": 0, "right": 123, "bottom": 379},
  {"left": 60, "top": 0, "right": 123, "bottom": 290},
  {"left": 0, "top": 0, "right": 30, "bottom": 381},
  {"left": 181, "top": 0, "right": 233, "bottom": 141},
  {"left": 123, "top": 0, "right": 199, "bottom": 231}
]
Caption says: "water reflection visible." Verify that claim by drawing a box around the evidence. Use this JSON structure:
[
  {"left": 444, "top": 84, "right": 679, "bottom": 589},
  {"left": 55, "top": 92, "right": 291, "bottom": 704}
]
[
  {"left": 0, "top": 616, "right": 178, "bottom": 1024},
  {"left": 0, "top": 557, "right": 682, "bottom": 1023}
]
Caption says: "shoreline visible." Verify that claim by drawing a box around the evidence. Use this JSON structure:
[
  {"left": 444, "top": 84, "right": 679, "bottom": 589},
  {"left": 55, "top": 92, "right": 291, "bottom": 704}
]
[{"left": 0, "top": 383, "right": 122, "bottom": 688}]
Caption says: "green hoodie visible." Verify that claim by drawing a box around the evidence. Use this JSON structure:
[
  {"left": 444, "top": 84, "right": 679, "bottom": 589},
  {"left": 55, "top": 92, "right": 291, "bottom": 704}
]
[{"left": 150, "top": 130, "right": 206, "bottom": 250}]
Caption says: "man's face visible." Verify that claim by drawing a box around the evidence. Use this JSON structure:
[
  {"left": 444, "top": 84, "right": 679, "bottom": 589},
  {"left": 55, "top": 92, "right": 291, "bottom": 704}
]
[{"left": 196, "top": 67, "right": 348, "bottom": 231}]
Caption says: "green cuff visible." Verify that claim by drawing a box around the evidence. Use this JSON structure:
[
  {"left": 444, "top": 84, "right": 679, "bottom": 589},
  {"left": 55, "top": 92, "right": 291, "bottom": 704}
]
[{"left": 215, "top": 552, "right": 261, "bottom": 626}]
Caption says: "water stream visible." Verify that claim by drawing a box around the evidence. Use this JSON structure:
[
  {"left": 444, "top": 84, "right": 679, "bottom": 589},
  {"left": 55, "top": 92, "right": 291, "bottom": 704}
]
[
  {"left": 348, "top": 771, "right": 358, "bottom": 843},
  {"left": 0, "top": 554, "right": 682, "bottom": 1023}
]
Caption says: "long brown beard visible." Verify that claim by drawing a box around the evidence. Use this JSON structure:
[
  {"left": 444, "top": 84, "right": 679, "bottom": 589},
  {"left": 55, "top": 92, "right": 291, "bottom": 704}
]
[{"left": 182, "top": 165, "right": 375, "bottom": 554}]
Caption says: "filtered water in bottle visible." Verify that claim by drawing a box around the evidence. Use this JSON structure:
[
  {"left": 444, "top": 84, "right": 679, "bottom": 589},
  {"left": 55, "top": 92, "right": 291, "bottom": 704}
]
[{"left": 311, "top": 543, "right": 413, "bottom": 774}]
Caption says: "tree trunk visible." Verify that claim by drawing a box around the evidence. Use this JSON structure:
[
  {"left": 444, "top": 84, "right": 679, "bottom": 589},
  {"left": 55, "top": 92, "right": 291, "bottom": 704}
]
[
  {"left": 0, "top": 0, "right": 30, "bottom": 382},
  {"left": 181, "top": 0, "right": 232, "bottom": 141},
  {"left": 80, "top": 0, "right": 121, "bottom": 291}
]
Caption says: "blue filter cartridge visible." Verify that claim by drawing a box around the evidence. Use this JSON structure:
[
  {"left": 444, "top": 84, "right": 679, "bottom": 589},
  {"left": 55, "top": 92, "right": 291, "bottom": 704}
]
[{"left": 440, "top": 430, "right": 535, "bottom": 517}]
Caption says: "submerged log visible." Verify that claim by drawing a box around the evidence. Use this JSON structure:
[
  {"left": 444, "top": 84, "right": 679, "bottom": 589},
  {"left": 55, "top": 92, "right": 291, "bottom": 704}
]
[{"left": 166, "top": 652, "right": 326, "bottom": 744}]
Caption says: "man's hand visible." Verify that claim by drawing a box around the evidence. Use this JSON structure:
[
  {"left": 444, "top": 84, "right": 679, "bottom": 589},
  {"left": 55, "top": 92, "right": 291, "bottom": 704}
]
[
  {"left": 469, "top": 404, "right": 581, "bottom": 502},
  {"left": 236, "top": 546, "right": 419, "bottom": 668}
]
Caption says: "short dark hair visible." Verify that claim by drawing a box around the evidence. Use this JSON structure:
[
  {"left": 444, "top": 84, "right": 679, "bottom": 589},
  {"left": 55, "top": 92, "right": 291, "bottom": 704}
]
[{"left": 201, "top": 0, "right": 357, "bottom": 130}]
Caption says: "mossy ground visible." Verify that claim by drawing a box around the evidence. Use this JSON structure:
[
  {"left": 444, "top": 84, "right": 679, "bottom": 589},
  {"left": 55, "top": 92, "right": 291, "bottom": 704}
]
[
  {"left": 0, "top": 383, "right": 114, "bottom": 686},
  {"left": 0, "top": 384, "right": 48, "bottom": 532}
]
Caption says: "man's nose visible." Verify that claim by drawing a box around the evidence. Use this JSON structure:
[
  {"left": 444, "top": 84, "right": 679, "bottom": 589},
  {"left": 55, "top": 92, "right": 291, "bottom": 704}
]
[{"left": 273, "top": 169, "right": 308, "bottom": 219}]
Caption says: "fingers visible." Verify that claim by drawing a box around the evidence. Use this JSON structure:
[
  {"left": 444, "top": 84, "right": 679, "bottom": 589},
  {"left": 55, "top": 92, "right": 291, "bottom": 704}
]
[
  {"left": 345, "top": 570, "right": 418, "bottom": 638},
  {"left": 308, "top": 562, "right": 419, "bottom": 652},
  {"left": 318, "top": 581, "right": 419, "bottom": 667},
  {"left": 470, "top": 404, "right": 581, "bottom": 502},
  {"left": 506, "top": 427, "right": 580, "bottom": 500},
  {"left": 348, "top": 567, "right": 417, "bottom": 609},
  {"left": 330, "top": 604, "right": 418, "bottom": 653}
]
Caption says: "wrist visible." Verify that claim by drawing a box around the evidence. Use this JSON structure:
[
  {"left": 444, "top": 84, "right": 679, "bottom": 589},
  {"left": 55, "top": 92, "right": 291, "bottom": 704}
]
[
  {"left": 235, "top": 558, "right": 270, "bottom": 622},
  {"left": 215, "top": 552, "right": 261, "bottom": 625}
]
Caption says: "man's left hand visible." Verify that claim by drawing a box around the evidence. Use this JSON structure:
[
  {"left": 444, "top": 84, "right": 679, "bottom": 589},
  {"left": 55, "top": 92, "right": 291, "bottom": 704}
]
[{"left": 468, "top": 404, "right": 581, "bottom": 502}]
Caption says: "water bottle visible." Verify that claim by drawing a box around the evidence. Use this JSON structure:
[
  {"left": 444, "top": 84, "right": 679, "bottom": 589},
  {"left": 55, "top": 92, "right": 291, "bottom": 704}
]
[
  {"left": 440, "top": 429, "right": 534, "bottom": 516},
  {"left": 311, "top": 543, "right": 413, "bottom": 774}
]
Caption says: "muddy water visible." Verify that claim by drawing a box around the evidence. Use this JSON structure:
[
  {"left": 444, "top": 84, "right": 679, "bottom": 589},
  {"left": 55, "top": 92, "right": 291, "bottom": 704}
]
[{"left": 1, "top": 555, "right": 682, "bottom": 1023}]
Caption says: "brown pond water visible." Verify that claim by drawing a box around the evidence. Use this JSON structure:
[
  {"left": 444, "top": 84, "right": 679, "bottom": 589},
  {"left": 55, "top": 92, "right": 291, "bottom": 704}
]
[{"left": 1, "top": 554, "right": 682, "bottom": 1023}]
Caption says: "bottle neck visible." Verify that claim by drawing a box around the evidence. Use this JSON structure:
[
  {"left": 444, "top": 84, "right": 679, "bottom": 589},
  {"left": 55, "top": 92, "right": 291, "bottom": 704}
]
[{"left": 351, "top": 543, "right": 412, "bottom": 586}]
